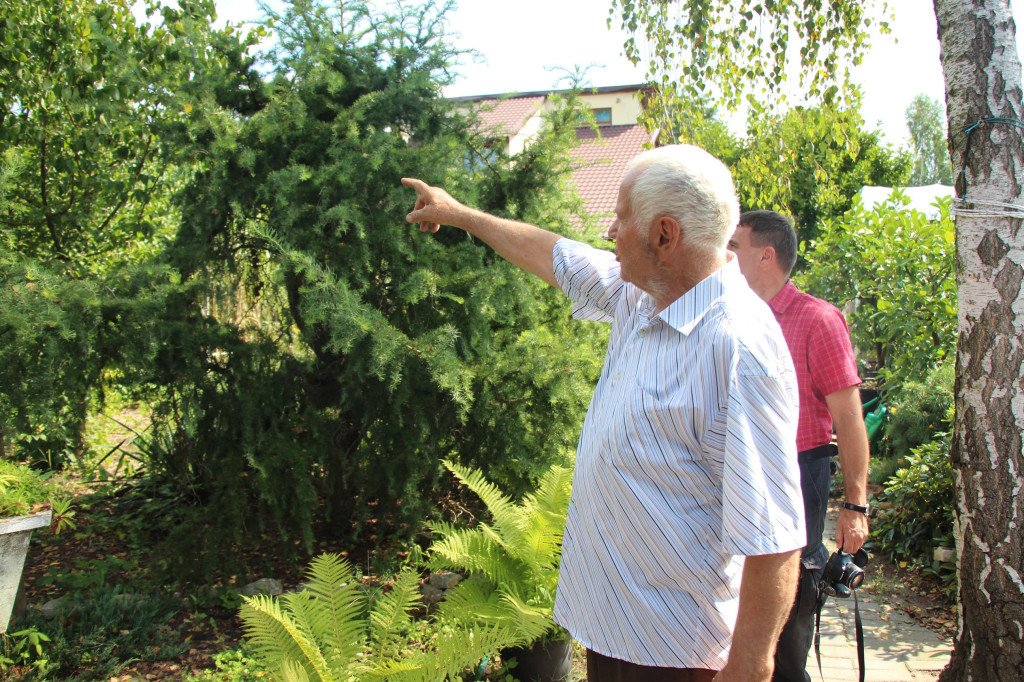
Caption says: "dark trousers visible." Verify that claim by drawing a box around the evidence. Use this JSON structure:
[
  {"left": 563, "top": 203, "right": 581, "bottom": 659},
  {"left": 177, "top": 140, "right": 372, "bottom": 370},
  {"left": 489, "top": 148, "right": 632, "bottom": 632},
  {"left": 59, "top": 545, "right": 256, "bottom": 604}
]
[
  {"left": 587, "top": 649, "right": 717, "bottom": 682},
  {"left": 773, "top": 447, "right": 834, "bottom": 682}
]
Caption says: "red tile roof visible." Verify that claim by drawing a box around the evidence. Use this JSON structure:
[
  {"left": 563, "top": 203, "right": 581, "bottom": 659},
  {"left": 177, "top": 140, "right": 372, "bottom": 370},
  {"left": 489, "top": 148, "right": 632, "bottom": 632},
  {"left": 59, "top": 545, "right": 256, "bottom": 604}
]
[
  {"left": 472, "top": 96, "right": 546, "bottom": 137},
  {"left": 571, "top": 124, "right": 658, "bottom": 229}
]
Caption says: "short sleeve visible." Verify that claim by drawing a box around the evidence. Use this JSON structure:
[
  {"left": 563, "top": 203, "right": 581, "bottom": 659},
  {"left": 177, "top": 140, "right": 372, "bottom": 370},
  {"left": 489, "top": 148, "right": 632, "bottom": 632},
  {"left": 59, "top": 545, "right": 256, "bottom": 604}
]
[
  {"left": 552, "top": 238, "right": 625, "bottom": 323},
  {"left": 807, "top": 307, "right": 861, "bottom": 398},
  {"left": 721, "top": 357, "right": 805, "bottom": 557}
]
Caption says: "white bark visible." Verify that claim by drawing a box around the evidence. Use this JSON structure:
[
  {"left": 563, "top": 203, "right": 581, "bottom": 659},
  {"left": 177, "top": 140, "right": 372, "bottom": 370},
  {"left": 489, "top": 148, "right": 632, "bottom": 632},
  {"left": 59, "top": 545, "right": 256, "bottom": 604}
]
[{"left": 935, "top": 0, "right": 1024, "bottom": 679}]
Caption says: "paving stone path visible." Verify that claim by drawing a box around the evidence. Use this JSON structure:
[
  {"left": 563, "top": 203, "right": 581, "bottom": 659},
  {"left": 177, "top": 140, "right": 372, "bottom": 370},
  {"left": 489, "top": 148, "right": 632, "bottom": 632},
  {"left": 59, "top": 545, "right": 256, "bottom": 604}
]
[{"left": 808, "top": 509, "right": 953, "bottom": 681}]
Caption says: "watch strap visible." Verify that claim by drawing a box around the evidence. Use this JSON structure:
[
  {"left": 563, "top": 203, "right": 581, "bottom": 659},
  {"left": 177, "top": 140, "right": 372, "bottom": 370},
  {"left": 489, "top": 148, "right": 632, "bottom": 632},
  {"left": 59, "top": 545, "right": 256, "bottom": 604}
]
[{"left": 843, "top": 501, "right": 870, "bottom": 515}]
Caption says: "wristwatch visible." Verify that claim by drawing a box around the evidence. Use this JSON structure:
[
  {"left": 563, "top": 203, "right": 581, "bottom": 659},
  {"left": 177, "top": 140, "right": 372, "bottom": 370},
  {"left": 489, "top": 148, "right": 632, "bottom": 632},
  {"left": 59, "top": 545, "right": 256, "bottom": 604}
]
[{"left": 842, "top": 501, "right": 870, "bottom": 516}]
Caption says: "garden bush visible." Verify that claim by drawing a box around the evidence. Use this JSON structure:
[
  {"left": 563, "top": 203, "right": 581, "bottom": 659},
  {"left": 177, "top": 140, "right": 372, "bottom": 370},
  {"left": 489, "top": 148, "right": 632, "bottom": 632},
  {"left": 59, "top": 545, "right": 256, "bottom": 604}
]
[
  {"left": 798, "top": 194, "right": 956, "bottom": 389},
  {"left": 184, "top": 645, "right": 268, "bottom": 682},
  {"left": 121, "top": 0, "right": 606, "bottom": 578},
  {"left": 3, "top": 0, "right": 607, "bottom": 583},
  {"left": 881, "top": 361, "right": 954, "bottom": 459},
  {"left": 0, "top": 459, "right": 67, "bottom": 518},
  {"left": 0, "top": 246, "right": 102, "bottom": 468},
  {"left": 870, "top": 425, "right": 956, "bottom": 598}
]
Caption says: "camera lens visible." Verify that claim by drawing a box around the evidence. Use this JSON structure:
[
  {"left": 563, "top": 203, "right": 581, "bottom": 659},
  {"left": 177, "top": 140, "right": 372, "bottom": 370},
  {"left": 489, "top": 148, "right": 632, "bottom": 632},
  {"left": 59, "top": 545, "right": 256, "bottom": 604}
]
[{"left": 848, "top": 567, "right": 865, "bottom": 589}]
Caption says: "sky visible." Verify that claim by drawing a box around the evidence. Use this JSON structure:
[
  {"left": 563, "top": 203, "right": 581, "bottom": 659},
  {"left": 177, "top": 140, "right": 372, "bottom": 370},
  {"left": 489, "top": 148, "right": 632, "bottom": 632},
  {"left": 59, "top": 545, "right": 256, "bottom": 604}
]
[{"left": 212, "top": 0, "right": 1024, "bottom": 147}]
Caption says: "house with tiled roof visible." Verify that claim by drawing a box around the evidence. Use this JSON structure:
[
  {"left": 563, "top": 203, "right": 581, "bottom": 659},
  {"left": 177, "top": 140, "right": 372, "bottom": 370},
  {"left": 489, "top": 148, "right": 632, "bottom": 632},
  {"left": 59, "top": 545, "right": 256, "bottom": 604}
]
[{"left": 452, "top": 84, "right": 660, "bottom": 230}]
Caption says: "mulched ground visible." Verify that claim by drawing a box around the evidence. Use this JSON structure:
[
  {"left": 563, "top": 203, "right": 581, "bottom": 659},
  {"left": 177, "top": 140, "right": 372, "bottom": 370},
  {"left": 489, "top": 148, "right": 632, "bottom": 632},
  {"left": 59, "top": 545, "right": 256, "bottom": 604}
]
[
  {"left": 19, "top": 500, "right": 246, "bottom": 679},
  {"left": 14, "top": 468, "right": 460, "bottom": 681}
]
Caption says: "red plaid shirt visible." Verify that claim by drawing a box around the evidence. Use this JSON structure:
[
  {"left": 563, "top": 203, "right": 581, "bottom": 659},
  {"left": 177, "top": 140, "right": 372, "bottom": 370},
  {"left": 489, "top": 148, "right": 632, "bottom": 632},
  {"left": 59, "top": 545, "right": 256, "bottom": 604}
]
[{"left": 769, "top": 281, "right": 861, "bottom": 452}]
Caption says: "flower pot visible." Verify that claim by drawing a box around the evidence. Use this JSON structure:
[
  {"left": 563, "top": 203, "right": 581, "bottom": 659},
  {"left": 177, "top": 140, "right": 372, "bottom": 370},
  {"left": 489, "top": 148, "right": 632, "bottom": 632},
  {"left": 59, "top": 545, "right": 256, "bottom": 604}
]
[
  {"left": 503, "top": 636, "right": 573, "bottom": 682},
  {"left": 0, "top": 510, "right": 51, "bottom": 634}
]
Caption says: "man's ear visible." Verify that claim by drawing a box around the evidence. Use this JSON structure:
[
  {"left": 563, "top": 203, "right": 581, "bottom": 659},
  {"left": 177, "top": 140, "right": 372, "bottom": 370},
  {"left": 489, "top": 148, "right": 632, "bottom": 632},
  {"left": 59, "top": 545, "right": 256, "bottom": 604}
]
[
  {"left": 655, "top": 216, "right": 681, "bottom": 258},
  {"left": 761, "top": 245, "right": 776, "bottom": 267}
]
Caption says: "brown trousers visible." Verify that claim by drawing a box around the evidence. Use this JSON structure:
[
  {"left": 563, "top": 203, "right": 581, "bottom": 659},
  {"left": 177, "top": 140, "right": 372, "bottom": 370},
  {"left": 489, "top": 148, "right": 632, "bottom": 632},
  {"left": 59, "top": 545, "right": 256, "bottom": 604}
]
[{"left": 586, "top": 649, "right": 718, "bottom": 682}]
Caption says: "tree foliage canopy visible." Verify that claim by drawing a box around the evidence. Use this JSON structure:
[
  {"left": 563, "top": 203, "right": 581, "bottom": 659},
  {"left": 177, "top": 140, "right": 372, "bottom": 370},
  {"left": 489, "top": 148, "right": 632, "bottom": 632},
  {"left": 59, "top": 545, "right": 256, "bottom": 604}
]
[
  {"left": 905, "top": 94, "right": 954, "bottom": 186},
  {"left": 734, "top": 104, "right": 909, "bottom": 241},
  {"left": 798, "top": 194, "right": 956, "bottom": 388},
  {"left": 1, "top": 0, "right": 606, "bottom": 580},
  {"left": 0, "top": 0, "right": 261, "bottom": 276},
  {"left": 611, "top": 0, "right": 889, "bottom": 131},
  {"left": 0, "top": 0, "right": 261, "bottom": 463}
]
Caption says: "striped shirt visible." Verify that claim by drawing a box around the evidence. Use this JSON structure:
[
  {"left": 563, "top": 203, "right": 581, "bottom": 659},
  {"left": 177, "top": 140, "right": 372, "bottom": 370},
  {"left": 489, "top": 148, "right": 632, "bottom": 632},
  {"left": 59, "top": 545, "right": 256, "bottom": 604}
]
[{"left": 550, "top": 238, "right": 805, "bottom": 670}]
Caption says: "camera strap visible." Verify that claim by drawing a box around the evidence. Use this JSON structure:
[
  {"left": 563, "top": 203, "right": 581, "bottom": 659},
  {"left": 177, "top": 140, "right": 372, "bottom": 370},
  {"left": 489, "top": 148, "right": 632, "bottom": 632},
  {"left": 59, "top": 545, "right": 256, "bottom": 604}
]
[{"left": 814, "top": 589, "right": 866, "bottom": 682}]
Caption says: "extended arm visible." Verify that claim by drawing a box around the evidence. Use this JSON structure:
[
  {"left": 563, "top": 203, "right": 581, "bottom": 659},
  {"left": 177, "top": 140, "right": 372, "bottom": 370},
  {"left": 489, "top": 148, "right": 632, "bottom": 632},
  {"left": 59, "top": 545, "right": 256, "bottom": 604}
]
[
  {"left": 826, "top": 385, "right": 870, "bottom": 553},
  {"left": 402, "top": 177, "right": 561, "bottom": 287},
  {"left": 715, "top": 549, "right": 801, "bottom": 681}
]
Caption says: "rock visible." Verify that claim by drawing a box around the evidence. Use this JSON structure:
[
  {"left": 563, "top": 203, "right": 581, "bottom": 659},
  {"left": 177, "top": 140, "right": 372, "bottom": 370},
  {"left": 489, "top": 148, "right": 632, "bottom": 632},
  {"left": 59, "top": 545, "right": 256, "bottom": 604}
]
[
  {"left": 420, "top": 583, "right": 445, "bottom": 605},
  {"left": 39, "top": 597, "right": 66, "bottom": 618},
  {"left": 428, "top": 570, "right": 462, "bottom": 590},
  {"left": 241, "top": 578, "right": 284, "bottom": 597}
]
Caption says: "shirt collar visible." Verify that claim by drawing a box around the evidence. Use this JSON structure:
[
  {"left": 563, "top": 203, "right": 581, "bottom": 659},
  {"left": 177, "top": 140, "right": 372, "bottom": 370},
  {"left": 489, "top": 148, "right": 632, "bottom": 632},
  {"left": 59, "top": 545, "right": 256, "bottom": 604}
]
[
  {"left": 768, "top": 280, "right": 799, "bottom": 315},
  {"left": 657, "top": 258, "right": 743, "bottom": 336}
]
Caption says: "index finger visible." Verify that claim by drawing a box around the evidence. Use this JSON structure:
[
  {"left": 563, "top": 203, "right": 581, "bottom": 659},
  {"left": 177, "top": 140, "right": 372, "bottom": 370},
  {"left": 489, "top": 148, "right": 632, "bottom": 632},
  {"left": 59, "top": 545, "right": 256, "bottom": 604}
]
[{"left": 401, "top": 177, "right": 429, "bottom": 194}]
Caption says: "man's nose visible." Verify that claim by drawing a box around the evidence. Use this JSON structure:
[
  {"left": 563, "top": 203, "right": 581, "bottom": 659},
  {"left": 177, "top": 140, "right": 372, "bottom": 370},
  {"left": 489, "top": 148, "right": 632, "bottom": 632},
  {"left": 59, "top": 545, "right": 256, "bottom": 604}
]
[{"left": 605, "top": 219, "right": 619, "bottom": 241}]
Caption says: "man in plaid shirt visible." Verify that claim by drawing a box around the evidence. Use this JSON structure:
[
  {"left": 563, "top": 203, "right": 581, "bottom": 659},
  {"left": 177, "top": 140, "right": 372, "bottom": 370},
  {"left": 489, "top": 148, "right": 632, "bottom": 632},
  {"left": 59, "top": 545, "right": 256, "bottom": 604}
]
[{"left": 728, "top": 210, "right": 871, "bottom": 682}]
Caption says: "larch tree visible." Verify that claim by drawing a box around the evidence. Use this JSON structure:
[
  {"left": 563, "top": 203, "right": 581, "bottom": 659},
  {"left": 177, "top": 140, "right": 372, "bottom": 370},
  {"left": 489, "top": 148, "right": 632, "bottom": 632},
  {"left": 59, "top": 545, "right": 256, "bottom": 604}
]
[{"left": 610, "top": 0, "right": 1024, "bottom": 678}]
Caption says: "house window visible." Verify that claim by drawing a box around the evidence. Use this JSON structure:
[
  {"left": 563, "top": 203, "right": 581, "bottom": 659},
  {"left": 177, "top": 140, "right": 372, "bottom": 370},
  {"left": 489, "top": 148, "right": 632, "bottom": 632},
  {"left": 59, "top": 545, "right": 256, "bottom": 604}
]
[
  {"left": 464, "top": 137, "right": 504, "bottom": 171},
  {"left": 592, "top": 108, "right": 612, "bottom": 125}
]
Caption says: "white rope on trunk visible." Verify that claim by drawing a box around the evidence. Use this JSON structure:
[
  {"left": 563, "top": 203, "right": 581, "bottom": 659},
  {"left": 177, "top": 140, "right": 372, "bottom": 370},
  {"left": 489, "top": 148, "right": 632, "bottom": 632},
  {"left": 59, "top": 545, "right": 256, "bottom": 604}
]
[{"left": 953, "top": 197, "right": 1024, "bottom": 220}]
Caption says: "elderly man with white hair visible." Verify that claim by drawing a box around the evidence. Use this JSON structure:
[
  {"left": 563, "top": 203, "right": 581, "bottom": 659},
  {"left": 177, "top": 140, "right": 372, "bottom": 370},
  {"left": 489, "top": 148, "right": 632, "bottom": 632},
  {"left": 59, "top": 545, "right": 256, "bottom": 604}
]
[{"left": 402, "top": 144, "right": 805, "bottom": 682}]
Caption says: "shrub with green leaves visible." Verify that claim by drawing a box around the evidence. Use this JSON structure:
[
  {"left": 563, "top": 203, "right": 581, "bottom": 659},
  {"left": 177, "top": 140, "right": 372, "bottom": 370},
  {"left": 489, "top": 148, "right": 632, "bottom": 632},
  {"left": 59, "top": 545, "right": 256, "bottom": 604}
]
[
  {"left": 123, "top": 0, "right": 604, "bottom": 577},
  {"left": 870, "top": 428, "right": 955, "bottom": 598},
  {"left": 0, "top": 245, "right": 102, "bottom": 467},
  {"left": 185, "top": 645, "right": 268, "bottom": 682},
  {"left": 734, "top": 104, "right": 910, "bottom": 246},
  {"left": 798, "top": 194, "right": 956, "bottom": 389},
  {"left": 3, "top": 0, "right": 605, "bottom": 581},
  {"left": 0, "top": 0, "right": 261, "bottom": 464}
]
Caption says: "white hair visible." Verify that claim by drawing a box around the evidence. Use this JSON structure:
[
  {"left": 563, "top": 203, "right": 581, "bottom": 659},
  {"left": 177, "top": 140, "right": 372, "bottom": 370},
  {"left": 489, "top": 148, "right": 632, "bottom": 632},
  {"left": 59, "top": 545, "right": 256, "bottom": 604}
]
[{"left": 623, "top": 144, "right": 739, "bottom": 254}]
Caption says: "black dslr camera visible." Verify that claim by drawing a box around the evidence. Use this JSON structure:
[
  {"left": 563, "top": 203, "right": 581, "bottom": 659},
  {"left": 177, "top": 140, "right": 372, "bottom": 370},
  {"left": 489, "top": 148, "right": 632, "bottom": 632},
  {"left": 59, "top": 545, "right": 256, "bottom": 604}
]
[{"left": 821, "top": 548, "right": 869, "bottom": 599}]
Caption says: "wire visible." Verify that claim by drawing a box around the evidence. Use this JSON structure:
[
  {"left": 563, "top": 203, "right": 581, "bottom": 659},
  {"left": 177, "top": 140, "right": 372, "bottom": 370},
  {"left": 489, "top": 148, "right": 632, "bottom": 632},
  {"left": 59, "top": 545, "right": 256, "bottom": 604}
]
[{"left": 955, "top": 117, "right": 1024, "bottom": 207}]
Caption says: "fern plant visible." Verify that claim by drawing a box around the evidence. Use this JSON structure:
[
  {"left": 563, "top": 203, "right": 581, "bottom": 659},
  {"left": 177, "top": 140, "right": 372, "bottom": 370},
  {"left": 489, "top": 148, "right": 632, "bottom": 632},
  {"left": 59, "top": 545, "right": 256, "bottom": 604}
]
[
  {"left": 427, "top": 459, "right": 573, "bottom": 645},
  {"left": 239, "top": 552, "right": 538, "bottom": 682}
]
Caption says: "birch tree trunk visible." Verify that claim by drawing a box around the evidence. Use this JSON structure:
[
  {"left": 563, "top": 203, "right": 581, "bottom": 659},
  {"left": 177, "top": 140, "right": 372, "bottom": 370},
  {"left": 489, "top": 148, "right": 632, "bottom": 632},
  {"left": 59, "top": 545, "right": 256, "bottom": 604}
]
[{"left": 934, "top": 1, "right": 1024, "bottom": 679}]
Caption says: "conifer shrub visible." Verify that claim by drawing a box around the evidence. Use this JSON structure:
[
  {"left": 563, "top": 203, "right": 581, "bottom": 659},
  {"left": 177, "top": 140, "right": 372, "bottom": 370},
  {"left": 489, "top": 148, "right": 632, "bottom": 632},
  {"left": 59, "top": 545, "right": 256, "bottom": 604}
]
[
  {"left": 122, "top": 0, "right": 605, "bottom": 577},
  {"left": 881, "top": 361, "right": 954, "bottom": 459},
  {"left": 0, "top": 246, "right": 103, "bottom": 468}
]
